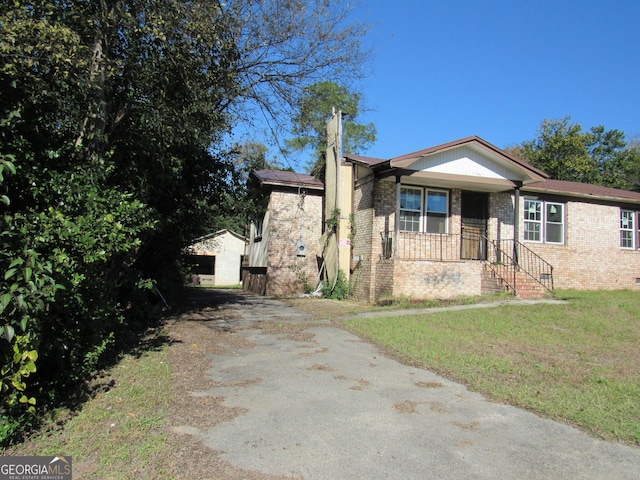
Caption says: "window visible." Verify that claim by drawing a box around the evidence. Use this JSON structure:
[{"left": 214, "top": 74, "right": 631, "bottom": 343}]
[
  {"left": 524, "top": 199, "right": 542, "bottom": 242},
  {"left": 620, "top": 210, "right": 635, "bottom": 249},
  {"left": 545, "top": 202, "right": 564, "bottom": 244},
  {"left": 523, "top": 199, "right": 565, "bottom": 244},
  {"left": 253, "top": 220, "right": 264, "bottom": 242},
  {"left": 400, "top": 187, "right": 422, "bottom": 232},
  {"left": 426, "top": 190, "right": 448, "bottom": 233},
  {"left": 399, "top": 186, "right": 449, "bottom": 234}
]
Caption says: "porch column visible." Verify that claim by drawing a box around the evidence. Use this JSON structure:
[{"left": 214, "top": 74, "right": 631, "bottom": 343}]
[
  {"left": 394, "top": 175, "right": 401, "bottom": 258},
  {"left": 513, "top": 182, "right": 521, "bottom": 265}
]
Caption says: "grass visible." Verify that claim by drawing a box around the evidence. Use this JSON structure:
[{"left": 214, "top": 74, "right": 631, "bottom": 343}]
[
  {"left": 4, "top": 342, "right": 174, "bottom": 479},
  {"left": 342, "top": 289, "right": 640, "bottom": 445}
]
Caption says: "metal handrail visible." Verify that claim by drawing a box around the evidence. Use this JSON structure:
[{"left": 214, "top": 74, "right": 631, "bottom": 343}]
[
  {"left": 485, "top": 240, "right": 518, "bottom": 293},
  {"left": 381, "top": 231, "right": 554, "bottom": 294},
  {"left": 488, "top": 238, "right": 554, "bottom": 292}
]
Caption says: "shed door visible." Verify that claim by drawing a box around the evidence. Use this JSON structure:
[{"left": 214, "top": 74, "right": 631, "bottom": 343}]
[{"left": 461, "top": 191, "right": 488, "bottom": 260}]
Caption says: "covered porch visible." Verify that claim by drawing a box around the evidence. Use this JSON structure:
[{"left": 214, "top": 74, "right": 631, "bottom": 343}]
[
  {"left": 381, "top": 230, "right": 554, "bottom": 295},
  {"left": 380, "top": 138, "right": 554, "bottom": 298}
]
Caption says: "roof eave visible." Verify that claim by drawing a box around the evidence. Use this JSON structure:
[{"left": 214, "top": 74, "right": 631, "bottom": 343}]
[
  {"left": 260, "top": 180, "right": 324, "bottom": 191},
  {"left": 523, "top": 185, "right": 640, "bottom": 204}
]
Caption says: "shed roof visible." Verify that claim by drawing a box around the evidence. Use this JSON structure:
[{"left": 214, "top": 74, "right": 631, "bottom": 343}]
[
  {"left": 343, "top": 153, "right": 387, "bottom": 168},
  {"left": 252, "top": 170, "right": 324, "bottom": 190}
]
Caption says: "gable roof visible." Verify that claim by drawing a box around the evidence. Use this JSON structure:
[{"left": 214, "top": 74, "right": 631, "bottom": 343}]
[
  {"left": 190, "top": 229, "right": 247, "bottom": 244},
  {"left": 388, "top": 136, "right": 548, "bottom": 180},
  {"left": 346, "top": 136, "right": 547, "bottom": 191},
  {"left": 523, "top": 179, "right": 640, "bottom": 204},
  {"left": 252, "top": 170, "right": 324, "bottom": 191}
]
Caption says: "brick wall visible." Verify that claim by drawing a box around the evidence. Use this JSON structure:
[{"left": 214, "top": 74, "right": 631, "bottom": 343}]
[
  {"left": 264, "top": 189, "right": 324, "bottom": 297},
  {"left": 520, "top": 198, "right": 640, "bottom": 290},
  {"left": 390, "top": 260, "right": 483, "bottom": 299},
  {"left": 489, "top": 192, "right": 515, "bottom": 243},
  {"left": 351, "top": 177, "right": 375, "bottom": 300},
  {"left": 350, "top": 176, "right": 396, "bottom": 302},
  {"left": 450, "top": 189, "right": 462, "bottom": 235},
  {"left": 351, "top": 175, "right": 640, "bottom": 301}
]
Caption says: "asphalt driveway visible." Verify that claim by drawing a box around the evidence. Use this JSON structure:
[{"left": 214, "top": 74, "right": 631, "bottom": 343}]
[{"left": 175, "top": 289, "right": 640, "bottom": 479}]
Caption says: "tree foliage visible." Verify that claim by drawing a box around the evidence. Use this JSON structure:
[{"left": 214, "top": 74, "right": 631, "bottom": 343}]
[
  {"left": 516, "top": 117, "right": 640, "bottom": 190},
  {"left": 214, "top": 141, "right": 282, "bottom": 234},
  {"left": 0, "top": 0, "right": 370, "bottom": 444},
  {"left": 225, "top": 0, "right": 370, "bottom": 131},
  {"left": 286, "top": 81, "right": 377, "bottom": 176}
]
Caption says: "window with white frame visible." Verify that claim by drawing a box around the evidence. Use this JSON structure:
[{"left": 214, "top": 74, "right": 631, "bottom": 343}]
[
  {"left": 426, "top": 190, "right": 448, "bottom": 233},
  {"left": 399, "top": 187, "right": 422, "bottom": 232},
  {"left": 399, "top": 186, "right": 449, "bottom": 234},
  {"left": 524, "top": 199, "right": 565, "bottom": 244},
  {"left": 524, "top": 199, "right": 542, "bottom": 241},
  {"left": 545, "top": 202, "right": 564, "bottom": 243},
  {"left": 620, "top": 209, "right": 635, "bottom": 249}
]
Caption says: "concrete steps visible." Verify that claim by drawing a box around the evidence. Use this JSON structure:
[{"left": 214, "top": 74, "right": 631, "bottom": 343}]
[{"left": 482, "top": 264, "right": 549, "bottom": 299}]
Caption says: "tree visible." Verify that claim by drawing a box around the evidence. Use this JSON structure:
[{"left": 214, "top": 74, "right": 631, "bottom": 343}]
[
  {"left": 518, "top": 117, "right": 638, "bottom": 188},
  {"left": 601, "top": 143, "right": 640, "bottom": 192},
  {"left": 224, "top": 0, "right": 370, "bottom": 134},
  {"left": 0, "top": 0, "right": 371, "bottom": 443},
  {"left": 286, "top": 81, "right": 377, "bottom": 177},
  {"left": 215, "top": 141, "right": 282, "bottom": 234}
]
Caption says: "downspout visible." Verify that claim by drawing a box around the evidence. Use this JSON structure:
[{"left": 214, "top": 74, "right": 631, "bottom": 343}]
[{"left": 394, "top": 175, "right": 401, "bottom": 258}]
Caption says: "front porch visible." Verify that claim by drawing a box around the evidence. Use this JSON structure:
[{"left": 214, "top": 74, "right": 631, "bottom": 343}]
[{"left": 380, "top": 231, "right": 554, "bottom": 299}]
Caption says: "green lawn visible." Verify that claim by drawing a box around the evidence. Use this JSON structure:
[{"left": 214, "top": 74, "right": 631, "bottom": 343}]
[
  {"left": 4, "top": 344, "right": 174, "bottom": 479},
  {"left": 342, "top": 289, "right": 640, "bottom": 445}
]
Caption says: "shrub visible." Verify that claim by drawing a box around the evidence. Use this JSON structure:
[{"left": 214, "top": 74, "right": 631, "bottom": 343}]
[{"left": 323, "top": 270, "right": 350, "bottom": 300}]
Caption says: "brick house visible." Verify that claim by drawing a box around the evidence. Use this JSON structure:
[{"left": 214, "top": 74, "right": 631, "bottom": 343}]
[
  {"left": 344, "top": 136, "right": 640, "bottom": 301},
  {"left": 242, "top": 170, "right": 324, "bottom": 296},
  {"left": 244, "top": 119, "right": 640, "bottom": 301}
]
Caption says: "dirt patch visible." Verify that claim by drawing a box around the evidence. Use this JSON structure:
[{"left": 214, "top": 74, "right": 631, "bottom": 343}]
[
  {"left": 255, "top": 320, "right": 323, "bottom": 343},
  {"left": 427, "top": 401, "right": 447, "bottom": 413},
  {"left": 307, "top": 363, "right": 336, "bottom": 372},
  {"left": 415, "top": 381, "right": 445, "bottom": 388},
  {"left": 283, "top": 297, "right": 368, "bottom": 320},
  {"left": 393, "top": 399, "right": 447, "bottom": 414},
  {"left": 394, "top": 400, "right": 420, "bottom": 413},
  {"left": 349, "top": 378, "right": 371, "bottom": 390},
  {"left": 452, "top": 421, "right": 481, "bottom": 432},
  {"left": 298, "top": 347, "right": 329, "bottom": 357}
]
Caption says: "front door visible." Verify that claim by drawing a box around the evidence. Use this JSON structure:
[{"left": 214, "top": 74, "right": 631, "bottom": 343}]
[{"left": 461, "top": 191, "right": 488, "bottom": 260}]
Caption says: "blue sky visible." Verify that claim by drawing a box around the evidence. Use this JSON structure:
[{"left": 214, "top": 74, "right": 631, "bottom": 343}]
[{"left": 353, "top": 0, "right": 640, "bottom": 160}]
